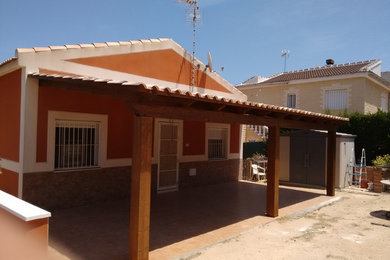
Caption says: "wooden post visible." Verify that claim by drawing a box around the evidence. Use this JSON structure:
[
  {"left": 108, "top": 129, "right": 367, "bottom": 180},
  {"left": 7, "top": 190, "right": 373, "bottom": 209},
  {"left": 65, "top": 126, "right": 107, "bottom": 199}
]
[
  {"left": 130, "top": 115, "right": 153, "bottom": 260},
  {"left": 327, "top": 129, "right": 336, "bottom": 196},
  {"left": 266, "top": 126, "right": 280, "bottom": 217}
]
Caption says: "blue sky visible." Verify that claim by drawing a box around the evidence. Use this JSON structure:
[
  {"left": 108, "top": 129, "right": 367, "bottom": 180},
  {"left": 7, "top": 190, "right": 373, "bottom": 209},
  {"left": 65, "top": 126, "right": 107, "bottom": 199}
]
[{"left": 1, "top": 0, "right": 389, "bottom": 85}]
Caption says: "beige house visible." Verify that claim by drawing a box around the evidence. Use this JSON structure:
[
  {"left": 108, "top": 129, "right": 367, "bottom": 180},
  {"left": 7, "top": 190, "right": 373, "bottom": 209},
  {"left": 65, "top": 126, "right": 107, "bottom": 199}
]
[{"left": 237, "top": 59, "right": 390, "bottom": 115}]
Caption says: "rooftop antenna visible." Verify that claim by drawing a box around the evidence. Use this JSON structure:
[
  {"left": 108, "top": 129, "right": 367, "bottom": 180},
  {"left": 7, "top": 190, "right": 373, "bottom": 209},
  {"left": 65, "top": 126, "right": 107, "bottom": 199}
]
[
  {"left": 178, "top": 0, "right": 200, "bottom": 91},
  {"left": 281, "top": 50, "right": 290, "bottom": 72}
]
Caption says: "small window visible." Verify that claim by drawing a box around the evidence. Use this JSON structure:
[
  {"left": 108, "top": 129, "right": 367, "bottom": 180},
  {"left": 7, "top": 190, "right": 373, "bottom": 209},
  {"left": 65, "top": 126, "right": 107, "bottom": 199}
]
[
  {"left": 381, "top": 93, "right": 389, "bottom": 112},
  {"left": 325, "top": 89, "right": 347, "bottom": 110},
  {"left": 287, "top": 94, "right": 296, "bottom": 108},
  {"left": 208, "top": 127, "right": 228, "bottom": 160},
  {"left": 55, "top": 120, "right": 100, "bottom": 170}
]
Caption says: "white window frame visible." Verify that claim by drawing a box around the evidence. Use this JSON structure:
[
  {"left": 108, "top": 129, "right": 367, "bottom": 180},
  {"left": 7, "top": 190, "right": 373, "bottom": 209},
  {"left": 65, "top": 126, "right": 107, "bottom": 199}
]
[
  {"left": 283, "top": 88, "right": 299, "bottom": 109},
  {"left": 206, "top": 123, "right": 230, "bottom": 161},
  {"left": 47, "top": 111, "right": 108, "bottom": 172}
]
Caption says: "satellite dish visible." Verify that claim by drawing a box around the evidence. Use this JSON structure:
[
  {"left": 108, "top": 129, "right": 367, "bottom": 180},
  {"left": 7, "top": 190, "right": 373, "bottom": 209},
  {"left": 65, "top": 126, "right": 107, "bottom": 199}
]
[{"left": 207, "top": 51, "right": 213, "bottom": 72}]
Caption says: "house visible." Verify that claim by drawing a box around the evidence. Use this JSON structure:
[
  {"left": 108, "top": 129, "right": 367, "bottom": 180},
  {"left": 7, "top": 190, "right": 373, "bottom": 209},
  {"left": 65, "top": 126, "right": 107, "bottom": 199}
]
[
  {"left": 0, "top": 39, "right": 348, "bottom": 260},
  {"left": 0, "top": 38, "right": 247, "bottom": 209},
  {"left": 237, "top": 59, "right": 390, "bottom": 115}
]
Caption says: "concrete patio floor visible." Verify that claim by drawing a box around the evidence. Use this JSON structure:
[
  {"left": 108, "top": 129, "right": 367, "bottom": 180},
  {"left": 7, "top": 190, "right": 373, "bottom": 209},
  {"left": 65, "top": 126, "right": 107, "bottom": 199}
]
[{"left": 47, "top": 181, "right": 332, "bottom": 260}]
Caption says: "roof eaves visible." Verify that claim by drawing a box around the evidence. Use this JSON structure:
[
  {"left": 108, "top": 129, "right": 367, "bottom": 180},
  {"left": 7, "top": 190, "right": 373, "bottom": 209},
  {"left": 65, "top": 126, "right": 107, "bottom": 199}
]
[
  {"left": 28, "top": 72, "right": 348, "bottom": 124},
  {"left": 0, "top": 57, "right": 18, "bottom": 68}
]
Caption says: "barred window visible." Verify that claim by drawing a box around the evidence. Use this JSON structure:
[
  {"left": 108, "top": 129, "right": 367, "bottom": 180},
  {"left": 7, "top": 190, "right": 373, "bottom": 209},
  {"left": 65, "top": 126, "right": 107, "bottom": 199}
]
[
  {"left": 55, "top": 120, "right": 100, "bottom": 170},
  {"left": 208, "top": 127, "right": 228, "bottom": 160},
  {"left": 287, "top": 94, "right": 296, "bottom": 108}
]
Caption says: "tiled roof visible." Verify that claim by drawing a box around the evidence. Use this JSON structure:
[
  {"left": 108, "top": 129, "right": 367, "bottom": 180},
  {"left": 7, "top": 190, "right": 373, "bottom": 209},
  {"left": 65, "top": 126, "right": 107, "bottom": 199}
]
[
  {"left": 0, "top": 57, "right": 17, "bottom": 67},
  {"left": 28, "top": 72, "right": 348, "bottom": 124},
  {"left": 15, "top": 38, "right": 171, "bottom": 54},
  {"left": 261, "top": 60, "right": 379, "bottom": 84}
]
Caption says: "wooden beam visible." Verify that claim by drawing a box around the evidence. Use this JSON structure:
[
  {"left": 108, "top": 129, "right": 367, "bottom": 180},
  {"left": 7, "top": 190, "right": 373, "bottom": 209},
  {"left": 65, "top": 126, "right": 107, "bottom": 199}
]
[
  {"left": 128, "top": 103, "right": 339, "bottom": 131},
  {"left": 266, "top": 126, "right": 280, "bottom": 217},
  {"left": 326, "top": 129, "right": 337, "bottom": 196},
  {"left": 129, "top": 115, "right": 153, "bottom": 260}
]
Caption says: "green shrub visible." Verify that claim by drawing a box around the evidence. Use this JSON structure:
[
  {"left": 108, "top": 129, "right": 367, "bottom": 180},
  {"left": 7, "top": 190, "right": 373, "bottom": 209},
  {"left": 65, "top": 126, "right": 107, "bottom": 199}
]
[
  {"left": 337, "top": 111, "right": 390, "bottom": 165},
  {"left": 372, "top": 154, "right": 390, "bottom": 166}
]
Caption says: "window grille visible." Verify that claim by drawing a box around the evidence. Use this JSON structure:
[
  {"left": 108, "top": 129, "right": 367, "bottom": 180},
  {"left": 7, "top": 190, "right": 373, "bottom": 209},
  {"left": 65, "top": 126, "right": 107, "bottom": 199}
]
[
  {"left": 287, "top": 94, "right": 296, "bottom": 108},
  {"left": 55, "top": 120, "right": 100, "bottom": 170},
  {"left": 208, "top": 128, "right": 227, "bottom": 160}
]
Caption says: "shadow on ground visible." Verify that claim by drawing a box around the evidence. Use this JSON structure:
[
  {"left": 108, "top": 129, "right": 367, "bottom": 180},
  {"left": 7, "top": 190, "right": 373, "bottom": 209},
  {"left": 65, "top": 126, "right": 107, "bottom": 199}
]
[
  {"left": 370, "top": 210, "right": 390, "bottom": 220},
  {"left": 49, "top": 181, "right": 324, "bottom": 260}
]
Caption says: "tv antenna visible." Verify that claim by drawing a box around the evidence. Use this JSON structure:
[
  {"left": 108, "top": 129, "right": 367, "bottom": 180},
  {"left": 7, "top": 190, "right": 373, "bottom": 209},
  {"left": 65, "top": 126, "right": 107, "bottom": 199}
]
[
  {"left": 178, "top": 0, "right": 200, "bottom": 90},
  {"left": 281, "top": 50, "right": 290, "bottom": 72}
]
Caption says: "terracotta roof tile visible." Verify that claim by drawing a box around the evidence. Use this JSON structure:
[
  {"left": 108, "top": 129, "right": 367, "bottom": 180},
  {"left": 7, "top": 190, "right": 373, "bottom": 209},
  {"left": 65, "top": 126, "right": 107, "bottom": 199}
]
[
  {"left": 92, "top": 43, "right": 107, "bottom": 48},
  {"left": 16, "top": 48, "right": 35, "bottom": 53},
  {"left": 33, "top": 47, "right": 51, "bottom": 52},
  {"left": 0, "top": 57, "right": 17, "bottom": 67},
  {"left": 105, "top": 42, "right": 120, "bottom": 47},
  {"left": 49, "top": 46, "right": 67, "bottom": 51},
  {"left": 118, "top": 41, "right": 132, "bottom": 46},
  {"left": 64, "top": 45, "right": 81, "bottom": 49},
  {"left": 262, "top": 60, "right": 379, "bottom": 84},
  {"left": 79, "top": 44, "right": 94, "bottom": 48}
]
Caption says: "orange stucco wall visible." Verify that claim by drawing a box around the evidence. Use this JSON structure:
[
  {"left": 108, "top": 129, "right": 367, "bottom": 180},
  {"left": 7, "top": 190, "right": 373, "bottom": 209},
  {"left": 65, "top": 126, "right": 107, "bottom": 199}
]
[
  {"left": 183, "top": 121, "right": 206, "bottom": 156},
  {"left": 230, "top": 124, "right": 240, "bottom": 154},
  {"left": 36, "top": 86, "right": 133, "bottom": 162},
  {"left": 0, "top": 69, "right": 21, "bottom": 161},
  {"left": 68, "top": 49, "right": 230, "bottom": 93},
  {"left": 0, "top": 169, "right": 19, "bottom": 196}
]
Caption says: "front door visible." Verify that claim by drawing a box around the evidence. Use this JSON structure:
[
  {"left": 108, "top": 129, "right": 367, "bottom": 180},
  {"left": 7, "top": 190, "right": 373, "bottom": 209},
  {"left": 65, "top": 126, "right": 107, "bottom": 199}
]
[{"left": 158, "top": 121, "right": 179, "bottom": 192}]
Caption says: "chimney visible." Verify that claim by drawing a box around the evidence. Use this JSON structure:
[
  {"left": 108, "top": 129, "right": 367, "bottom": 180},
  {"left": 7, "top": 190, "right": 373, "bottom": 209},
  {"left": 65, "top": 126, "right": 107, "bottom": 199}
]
[{"left": 326, "top": 59, "right": 334, "bottom": 65}]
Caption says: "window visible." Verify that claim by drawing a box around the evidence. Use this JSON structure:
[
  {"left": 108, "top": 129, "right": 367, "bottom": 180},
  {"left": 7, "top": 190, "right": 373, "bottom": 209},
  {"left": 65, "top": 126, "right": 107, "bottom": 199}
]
[
  {"left": 207, "top": 127, "right": 228, "bottom": 160},
  {"left": 325, "top": 89, "right": 347, "bottom": 110},
  {"left": 381, "top": 93, "right": 389, "bottom": 112},
  {"left": 287, "top": 94, "right": 296, "bottom": 108},
  {"left": 55, "top": 120, "right": 100, "bottom": 170}
]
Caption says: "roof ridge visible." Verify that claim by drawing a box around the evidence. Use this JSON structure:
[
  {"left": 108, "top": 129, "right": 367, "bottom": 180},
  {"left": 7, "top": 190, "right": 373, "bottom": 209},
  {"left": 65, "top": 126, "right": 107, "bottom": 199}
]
[
  {"left": 16, "top": 38, "right": 172, "bottom": 54},
  {"left": 263, "top": 59, "right": 379, "bottom": 81}
]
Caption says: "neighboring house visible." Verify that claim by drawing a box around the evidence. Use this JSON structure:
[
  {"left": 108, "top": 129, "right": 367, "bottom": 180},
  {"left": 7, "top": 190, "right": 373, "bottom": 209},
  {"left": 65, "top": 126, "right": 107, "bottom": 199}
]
[
  {"left": 382, "top": 71, "right": 390, "bottom": 82},
  {"left": 0, "top": 38, "right": 246, "bottom": 209},
  {"left": 237, "top": 59, "right": 390, "bottom": 115}
]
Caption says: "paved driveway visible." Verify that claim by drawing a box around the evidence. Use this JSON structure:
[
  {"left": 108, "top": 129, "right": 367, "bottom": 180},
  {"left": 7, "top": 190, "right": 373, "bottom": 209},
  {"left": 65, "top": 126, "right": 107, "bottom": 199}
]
[{"left": 47, "top": 181, "right": 331, "bottom": 260}]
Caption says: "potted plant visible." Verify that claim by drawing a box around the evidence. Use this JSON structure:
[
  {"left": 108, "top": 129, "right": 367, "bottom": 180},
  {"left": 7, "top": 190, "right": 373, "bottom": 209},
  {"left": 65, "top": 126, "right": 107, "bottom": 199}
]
[{"left": 372, "top": 154, "right": 390, "bottom": 170}]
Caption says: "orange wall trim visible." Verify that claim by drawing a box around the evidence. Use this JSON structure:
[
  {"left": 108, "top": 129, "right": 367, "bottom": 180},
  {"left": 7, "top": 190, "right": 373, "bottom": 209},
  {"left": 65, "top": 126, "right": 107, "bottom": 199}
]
[
  {"left": 0, "top": 169, "right": 19, "bottom": 196},
  {"left": 68, "top": 49, "right": 230, "bottom": 93},
  {"left": 36, "top": 86, "right": 133, "bottom": 162},
  {"left": 0, "top": 69, "right": 21, "bottom": 161}
]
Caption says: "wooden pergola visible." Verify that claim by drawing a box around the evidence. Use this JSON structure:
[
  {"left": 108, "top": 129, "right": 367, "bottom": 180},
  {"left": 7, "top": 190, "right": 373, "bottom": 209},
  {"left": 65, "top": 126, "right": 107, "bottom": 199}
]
[{"left": 29, "top": 73, "right": 348, "bottom": 260}]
